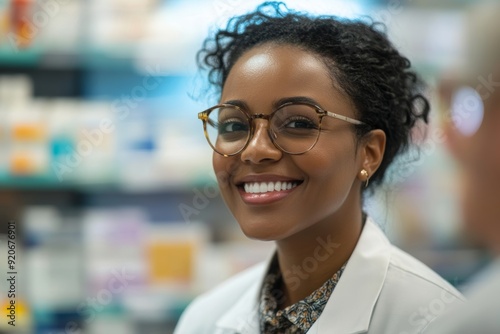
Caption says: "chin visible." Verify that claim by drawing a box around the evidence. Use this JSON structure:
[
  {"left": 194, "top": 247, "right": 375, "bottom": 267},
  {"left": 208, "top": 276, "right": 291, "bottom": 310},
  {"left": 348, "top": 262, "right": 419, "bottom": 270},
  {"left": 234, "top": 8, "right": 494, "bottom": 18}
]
[
  {"left": 240, "top": 226, "right": 278, "bottom": 241},
  {"left": 238, "top": 221, "right": 288, "bottom": 242}
]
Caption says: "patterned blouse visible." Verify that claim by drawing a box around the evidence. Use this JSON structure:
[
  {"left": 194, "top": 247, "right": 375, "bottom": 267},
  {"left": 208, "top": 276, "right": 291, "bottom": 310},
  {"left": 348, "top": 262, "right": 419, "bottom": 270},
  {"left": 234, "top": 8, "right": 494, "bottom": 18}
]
[{"left": 259, "top": 256, "right": 346, "bottom": 334}]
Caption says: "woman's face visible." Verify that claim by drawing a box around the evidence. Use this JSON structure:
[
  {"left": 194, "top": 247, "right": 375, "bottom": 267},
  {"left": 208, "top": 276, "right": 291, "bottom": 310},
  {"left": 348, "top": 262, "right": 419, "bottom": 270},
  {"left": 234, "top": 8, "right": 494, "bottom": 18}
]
[{"left": 213, "top": 43, "right": 369, "bottom": 241}]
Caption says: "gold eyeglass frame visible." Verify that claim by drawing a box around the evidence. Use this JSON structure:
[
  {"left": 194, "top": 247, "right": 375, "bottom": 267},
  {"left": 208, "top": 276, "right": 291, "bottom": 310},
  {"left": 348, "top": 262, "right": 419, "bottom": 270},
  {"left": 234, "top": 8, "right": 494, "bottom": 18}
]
[{"left": 198, "top": 101, "right": 367, "bottom": 157}]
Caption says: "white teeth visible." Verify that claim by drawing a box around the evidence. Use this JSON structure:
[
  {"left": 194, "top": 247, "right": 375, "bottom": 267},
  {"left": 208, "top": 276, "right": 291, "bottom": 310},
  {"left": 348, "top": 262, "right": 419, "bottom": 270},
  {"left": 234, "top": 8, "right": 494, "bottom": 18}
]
[
  {"left": 267, "top": 182, "right": 273, "bottom": 191},
  {"left": 242, "top": 181, "right": 299, "bottom": 194},
  {"left": 274, "top": 181, "right": 281, "bottom": 192}
]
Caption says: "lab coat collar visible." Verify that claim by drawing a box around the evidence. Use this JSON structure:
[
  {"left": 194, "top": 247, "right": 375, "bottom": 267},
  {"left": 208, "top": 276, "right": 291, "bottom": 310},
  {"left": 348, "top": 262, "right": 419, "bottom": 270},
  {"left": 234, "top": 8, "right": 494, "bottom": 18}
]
[
  {"left": 310, "top": 217, "right": 391, "bottom": 333},
  {"left": 215, "top": 259, "right": 270, "bottom": 334},
  {"left": 216, "top": 218, "right": 391, "bottom": 334}
]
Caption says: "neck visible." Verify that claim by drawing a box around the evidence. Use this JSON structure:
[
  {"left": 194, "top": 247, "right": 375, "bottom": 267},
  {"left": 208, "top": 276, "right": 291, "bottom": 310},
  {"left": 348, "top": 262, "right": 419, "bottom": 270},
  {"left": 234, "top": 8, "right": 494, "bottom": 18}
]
[{"left": 274, "top": 210, "right": 363, "bottom": 308}]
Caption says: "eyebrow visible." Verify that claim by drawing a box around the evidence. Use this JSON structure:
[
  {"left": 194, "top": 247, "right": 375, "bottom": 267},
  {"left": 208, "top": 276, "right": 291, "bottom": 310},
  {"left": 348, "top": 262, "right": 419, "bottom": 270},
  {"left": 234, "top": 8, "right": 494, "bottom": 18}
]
[{"left": 222, "top": 96, "right": 322, "bottom": 112}]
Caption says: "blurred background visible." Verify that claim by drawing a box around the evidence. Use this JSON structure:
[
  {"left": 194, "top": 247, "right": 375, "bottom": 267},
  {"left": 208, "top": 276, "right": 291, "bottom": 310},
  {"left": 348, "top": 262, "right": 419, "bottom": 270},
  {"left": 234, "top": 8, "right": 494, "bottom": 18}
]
[{"left": 0, "top": 0, "right": 493, "bottom": 333}]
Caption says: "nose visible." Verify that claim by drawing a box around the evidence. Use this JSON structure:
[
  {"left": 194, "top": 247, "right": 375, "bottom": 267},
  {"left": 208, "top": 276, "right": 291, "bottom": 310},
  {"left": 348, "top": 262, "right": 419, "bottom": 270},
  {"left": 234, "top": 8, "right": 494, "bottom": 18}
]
[{"left": 240, "top": 119, "right": 282, "bottom": 164}]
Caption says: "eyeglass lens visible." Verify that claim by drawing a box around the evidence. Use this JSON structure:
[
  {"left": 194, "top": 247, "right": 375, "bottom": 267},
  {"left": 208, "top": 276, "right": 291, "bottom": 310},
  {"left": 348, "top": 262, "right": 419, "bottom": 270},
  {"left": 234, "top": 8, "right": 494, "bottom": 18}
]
[{"left": 205, "top": 104, "right": 322, "bottom": 155}]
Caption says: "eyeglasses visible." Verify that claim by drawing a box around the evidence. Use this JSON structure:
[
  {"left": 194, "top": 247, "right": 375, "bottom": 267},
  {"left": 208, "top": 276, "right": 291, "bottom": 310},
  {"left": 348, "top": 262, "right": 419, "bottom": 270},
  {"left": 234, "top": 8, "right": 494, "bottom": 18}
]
[{"left": 198, "top": 101, "right": 367, "bottom": 157}]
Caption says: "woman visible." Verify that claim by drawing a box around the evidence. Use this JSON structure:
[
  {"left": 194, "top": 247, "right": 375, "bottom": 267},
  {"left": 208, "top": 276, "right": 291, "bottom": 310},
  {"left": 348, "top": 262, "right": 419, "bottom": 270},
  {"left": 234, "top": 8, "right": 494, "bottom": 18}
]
[{"left": 175, "top": 2, "right": 464, "bottom": 333}]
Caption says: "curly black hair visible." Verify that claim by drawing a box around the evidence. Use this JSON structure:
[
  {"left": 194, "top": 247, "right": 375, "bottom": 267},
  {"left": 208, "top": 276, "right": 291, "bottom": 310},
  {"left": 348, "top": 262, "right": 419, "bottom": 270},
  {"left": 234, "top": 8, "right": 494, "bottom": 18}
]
[{"left": 197, "top": 1, "right": 430, "bottom": 191}]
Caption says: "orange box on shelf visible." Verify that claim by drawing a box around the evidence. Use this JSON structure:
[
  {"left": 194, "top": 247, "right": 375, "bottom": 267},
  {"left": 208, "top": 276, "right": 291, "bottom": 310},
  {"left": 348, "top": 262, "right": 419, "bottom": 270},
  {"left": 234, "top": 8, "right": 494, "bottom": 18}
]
[
  {"left": 147, "top": 241, "right": 194, "bottom": 283},
  {"left": 145, "top": 223, "right": 208, "bottom": 286},
  {"left": 11, "top": 123, "right": 45, "bottom": 141}
]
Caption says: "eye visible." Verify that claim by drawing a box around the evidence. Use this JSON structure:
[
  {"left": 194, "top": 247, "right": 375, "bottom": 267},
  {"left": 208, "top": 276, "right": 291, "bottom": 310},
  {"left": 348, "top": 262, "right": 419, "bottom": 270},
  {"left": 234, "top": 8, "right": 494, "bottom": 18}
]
[
  {"left": 273, "top": 104, "right": 320, "bottom": 132},
  {"left": 219, "top": 118, "right": 249, "bottom": 134},
  {"left": 284, "top": 116, "right": 317, "bottom": 129}
]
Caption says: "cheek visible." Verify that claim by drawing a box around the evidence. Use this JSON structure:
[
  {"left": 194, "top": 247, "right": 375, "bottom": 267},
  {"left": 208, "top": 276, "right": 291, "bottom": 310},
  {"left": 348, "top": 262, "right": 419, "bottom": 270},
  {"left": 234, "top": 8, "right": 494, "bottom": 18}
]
[
  {"left": 297, "top": 143, "right": 359, "bottom": 211},
  {"left": 212, "top": 153, "right": 223, "bottom": 176},
  {"left": 212, "top": 153, "right": 233, "bottom": 192},
  {"left": 304, "top": 138, "right": 358, "bottom": 182}
]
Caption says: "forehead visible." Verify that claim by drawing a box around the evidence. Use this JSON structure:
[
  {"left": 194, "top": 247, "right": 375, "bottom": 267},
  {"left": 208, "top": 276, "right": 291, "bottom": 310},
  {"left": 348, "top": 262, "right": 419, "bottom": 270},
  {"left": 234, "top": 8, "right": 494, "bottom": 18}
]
[
  {"left": 221, "top": 43, "right": 351, "bottom": 111},
  {"left": 231, "top": 44, "right": 327, "bottom": 77}
]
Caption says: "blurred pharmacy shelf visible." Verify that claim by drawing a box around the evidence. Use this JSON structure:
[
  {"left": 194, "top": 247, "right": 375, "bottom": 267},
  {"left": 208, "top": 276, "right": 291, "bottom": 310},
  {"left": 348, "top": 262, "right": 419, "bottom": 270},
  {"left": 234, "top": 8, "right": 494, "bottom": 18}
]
[
  {"left": 0, "top": 73, "right": 214, "bottom": 191},
  {"left": 0, "top": 2, "right": 225, "bottom": 332},
  {"left": 0, "top": 1, "right": 494, "bottom": 333},
  {"left": 0, "top": 203, "right": 272, "bottom": 334}
]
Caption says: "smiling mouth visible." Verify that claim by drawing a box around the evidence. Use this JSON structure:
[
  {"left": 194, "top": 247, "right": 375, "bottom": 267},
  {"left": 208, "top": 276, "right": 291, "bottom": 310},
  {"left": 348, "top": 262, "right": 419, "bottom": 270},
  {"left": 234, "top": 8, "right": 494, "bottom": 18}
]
[{"left": 241, "top": 181, "right": 302, "bottom": 194}]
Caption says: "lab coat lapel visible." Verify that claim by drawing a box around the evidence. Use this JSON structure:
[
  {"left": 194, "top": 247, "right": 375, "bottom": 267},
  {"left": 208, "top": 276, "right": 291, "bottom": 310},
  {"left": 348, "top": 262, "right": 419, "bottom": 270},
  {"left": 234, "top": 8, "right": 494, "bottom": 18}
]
[
  {"left": 214, "top": 218, "right": 390, "bottom": 334},
  {"left": 311, "top": 218, "right": 391, "bottom": 333},
  {"left": 215, "top": 280, "right": 261, "bottom": 334},
  {"left": 215, "top": 255, "right": 273, "bottom": 334}
]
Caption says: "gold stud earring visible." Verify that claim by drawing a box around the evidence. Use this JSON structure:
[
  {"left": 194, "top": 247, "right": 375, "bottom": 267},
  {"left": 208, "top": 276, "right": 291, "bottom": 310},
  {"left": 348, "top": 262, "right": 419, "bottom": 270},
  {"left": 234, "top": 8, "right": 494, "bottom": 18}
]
[{"left": 360, "top": 169, "right": 370, "bottom": 188}]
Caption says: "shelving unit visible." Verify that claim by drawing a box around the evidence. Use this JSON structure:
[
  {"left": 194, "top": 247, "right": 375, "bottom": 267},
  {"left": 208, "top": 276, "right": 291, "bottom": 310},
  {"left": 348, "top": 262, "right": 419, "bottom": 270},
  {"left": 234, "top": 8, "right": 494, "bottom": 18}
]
[
  {"left": 0, "top": 1, "right": 492, "bottom": 333},
  {"left": 0, "top": 2, "right": 223, "bottom": 333}
]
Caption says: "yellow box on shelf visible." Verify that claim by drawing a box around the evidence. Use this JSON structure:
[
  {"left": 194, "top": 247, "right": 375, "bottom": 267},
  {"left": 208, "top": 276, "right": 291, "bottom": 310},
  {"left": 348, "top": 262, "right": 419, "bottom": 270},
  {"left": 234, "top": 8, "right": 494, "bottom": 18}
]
[
  {"left": 145, "top": 223, "right": 208, "bottom": 287},
  {"left": 0, "top": 297, "right": 32, "bottom": 332},
  {"left": 147, "top": 242, "right": 194, "bottom": 283},
  {"left": 12, "top": 123, "right": 45, "bottom": 141}
]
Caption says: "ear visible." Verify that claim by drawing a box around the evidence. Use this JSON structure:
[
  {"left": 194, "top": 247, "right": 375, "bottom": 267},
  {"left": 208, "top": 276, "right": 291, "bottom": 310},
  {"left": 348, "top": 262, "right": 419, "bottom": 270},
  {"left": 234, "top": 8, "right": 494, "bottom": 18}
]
[{"left": 357, "top": 129, "right": 386, "bottom": 182}]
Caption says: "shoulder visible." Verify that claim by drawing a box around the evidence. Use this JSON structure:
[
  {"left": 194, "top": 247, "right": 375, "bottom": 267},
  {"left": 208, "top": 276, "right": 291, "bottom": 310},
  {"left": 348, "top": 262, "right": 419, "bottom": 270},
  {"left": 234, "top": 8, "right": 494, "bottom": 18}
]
[
  {"left": 371, "top": 244, "right": 465, "bottom": 333},
  {"left": 173, "top": 261, "right": 267, "bottom": 334},
  {"left": 422, "top": 259, "right": 500, "bottom": 333},
  {"left": 388, "top": 245, "right": 461, "bottom": 297},
  {"left": 364, "top": 219, "right": 463, "bottom": 301}
]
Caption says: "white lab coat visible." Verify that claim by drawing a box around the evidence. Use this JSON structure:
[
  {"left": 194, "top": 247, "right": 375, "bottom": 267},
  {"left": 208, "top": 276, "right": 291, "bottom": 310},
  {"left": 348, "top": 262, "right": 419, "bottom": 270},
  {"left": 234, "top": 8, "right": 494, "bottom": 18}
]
[
  {"left": 174, "top": 218, "right": 465, "bottom": 334},
  {"left": 423, "top": 258, "right": 500, "bottom": 333}
]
